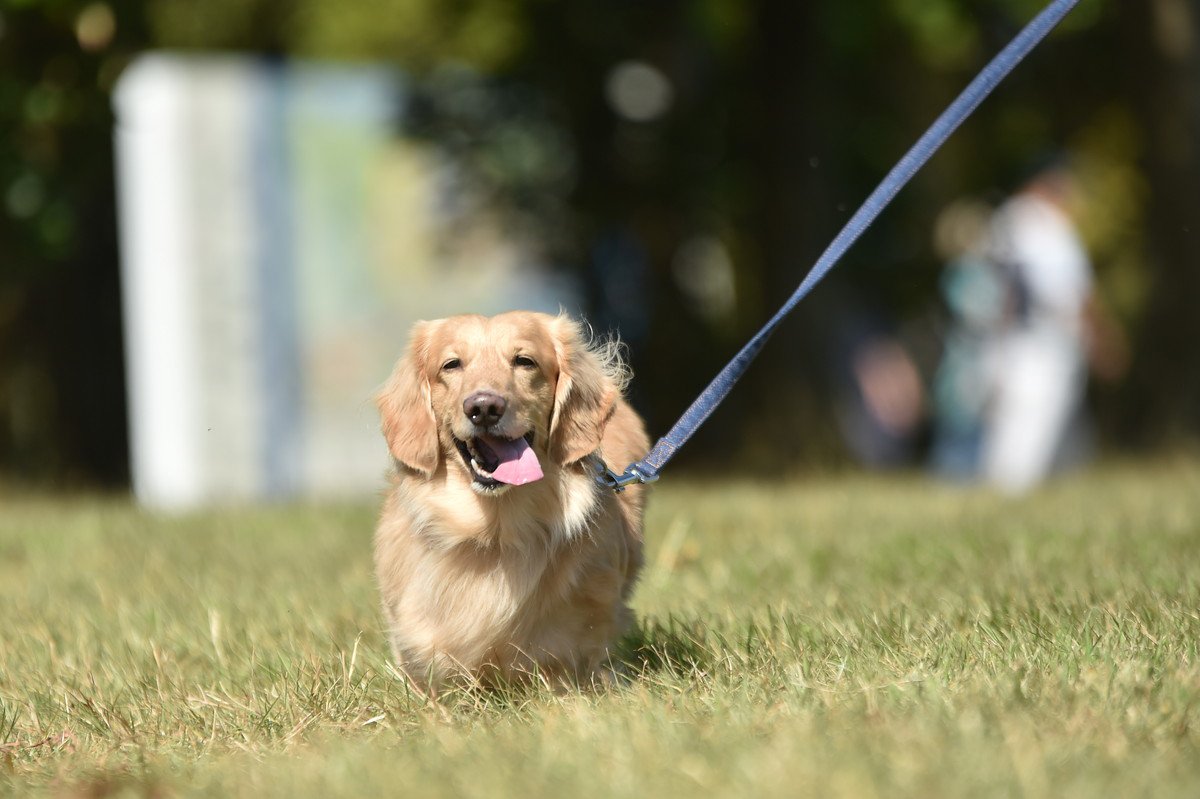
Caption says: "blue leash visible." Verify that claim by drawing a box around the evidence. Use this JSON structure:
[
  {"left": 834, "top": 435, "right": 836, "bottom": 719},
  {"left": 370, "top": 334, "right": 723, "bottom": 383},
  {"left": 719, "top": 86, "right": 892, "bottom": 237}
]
[{"left": 597, "top": 0, "right": 1081, "bottom": 491}]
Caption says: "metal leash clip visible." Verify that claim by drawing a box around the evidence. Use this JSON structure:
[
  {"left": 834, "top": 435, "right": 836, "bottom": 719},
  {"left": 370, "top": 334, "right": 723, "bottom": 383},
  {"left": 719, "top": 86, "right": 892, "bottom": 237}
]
[{"left": 591, "top": 459, "right": 659, "bottom": 492}]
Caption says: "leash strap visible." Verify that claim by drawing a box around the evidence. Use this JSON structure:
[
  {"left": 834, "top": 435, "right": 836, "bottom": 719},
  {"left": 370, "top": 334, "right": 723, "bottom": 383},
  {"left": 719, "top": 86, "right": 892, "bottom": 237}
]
[{"left": 601, "top": 0, "right": 1081, "bottom": 491}]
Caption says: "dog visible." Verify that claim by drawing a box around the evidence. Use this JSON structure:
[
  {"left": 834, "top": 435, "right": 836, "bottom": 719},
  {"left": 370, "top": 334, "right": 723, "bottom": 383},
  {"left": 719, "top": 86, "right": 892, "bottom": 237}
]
[{"left": 373, "top": 311, "right": 650, "bottom": 692}]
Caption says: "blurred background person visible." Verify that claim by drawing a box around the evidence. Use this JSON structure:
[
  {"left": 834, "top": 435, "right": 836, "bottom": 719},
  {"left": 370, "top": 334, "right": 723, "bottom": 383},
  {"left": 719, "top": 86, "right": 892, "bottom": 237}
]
[
  {"left": 948, "top": 161, "right": 1128, "bottom": 494},
  {"left": 930, "top": 198, "right": 1004, "bottom": 479},
  {"left": 829, "top": 299, "right": 927, "bottom": 470}
]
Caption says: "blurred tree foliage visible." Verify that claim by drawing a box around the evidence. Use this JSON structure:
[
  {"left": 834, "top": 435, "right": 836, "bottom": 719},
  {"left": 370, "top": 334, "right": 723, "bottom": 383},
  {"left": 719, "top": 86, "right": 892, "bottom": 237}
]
[
  {"left": 0, "top": 0, "right": 147, "bottom": 484},
  {"left": 1, "top": 0, "right": 1198, "bottom": 484}
]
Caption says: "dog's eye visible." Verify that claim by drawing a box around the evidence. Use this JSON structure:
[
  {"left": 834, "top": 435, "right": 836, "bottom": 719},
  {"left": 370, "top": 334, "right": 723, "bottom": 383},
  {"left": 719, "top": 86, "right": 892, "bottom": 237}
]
[
  {"left": 441, "top": 358, "right": 462, "bottom": 371},
  {"left": 513, "top": 355, "right": 538, "bottom": 369}
]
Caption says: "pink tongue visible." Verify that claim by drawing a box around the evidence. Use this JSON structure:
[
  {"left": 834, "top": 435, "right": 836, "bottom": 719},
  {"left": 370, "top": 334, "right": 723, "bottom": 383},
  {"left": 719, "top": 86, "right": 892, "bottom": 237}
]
[{"left": 482, "top": 435, "right": 544, "bottom": 485}]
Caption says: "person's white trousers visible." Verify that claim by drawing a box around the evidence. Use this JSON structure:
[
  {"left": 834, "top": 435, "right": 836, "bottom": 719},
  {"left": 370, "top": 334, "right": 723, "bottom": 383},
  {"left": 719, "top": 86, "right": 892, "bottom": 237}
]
[{"left": 983, "top": 329, "right": 1085, "bottom": 494}]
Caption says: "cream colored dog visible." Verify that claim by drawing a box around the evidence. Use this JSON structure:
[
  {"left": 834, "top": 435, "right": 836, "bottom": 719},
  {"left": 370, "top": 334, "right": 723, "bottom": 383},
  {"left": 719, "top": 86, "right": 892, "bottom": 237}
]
[{"left": 373, "top": 311, "right": 649, "bottom": 692}]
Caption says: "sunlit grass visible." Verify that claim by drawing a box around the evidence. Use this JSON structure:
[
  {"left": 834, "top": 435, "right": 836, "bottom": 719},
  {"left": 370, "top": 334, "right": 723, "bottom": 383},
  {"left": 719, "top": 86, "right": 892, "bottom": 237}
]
[{"left": 2, "top": 460, "right": 1198, "bottom": 796}]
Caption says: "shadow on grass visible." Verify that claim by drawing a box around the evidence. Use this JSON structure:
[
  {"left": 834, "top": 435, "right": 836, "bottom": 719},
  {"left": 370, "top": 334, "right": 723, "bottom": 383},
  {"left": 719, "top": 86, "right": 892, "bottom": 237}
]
[
  {"left": 376, "top": 616, "right": 723, "bottom": 711},
  {"left": 616, "top": 616, "right": 714, "bottom": 679}
]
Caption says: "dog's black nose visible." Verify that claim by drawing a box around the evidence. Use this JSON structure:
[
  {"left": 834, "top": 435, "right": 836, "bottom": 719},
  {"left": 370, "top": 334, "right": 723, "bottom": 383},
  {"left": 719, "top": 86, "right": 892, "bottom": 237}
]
[{"left": 463, "top": 391, "right": 506, "bottom": 427}]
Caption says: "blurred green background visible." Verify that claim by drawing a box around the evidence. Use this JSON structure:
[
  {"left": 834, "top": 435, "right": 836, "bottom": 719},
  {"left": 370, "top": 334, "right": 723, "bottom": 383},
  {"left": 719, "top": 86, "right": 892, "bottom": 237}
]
[{"left": 2, "top": 0, "right": 1198, "bottom": 487}]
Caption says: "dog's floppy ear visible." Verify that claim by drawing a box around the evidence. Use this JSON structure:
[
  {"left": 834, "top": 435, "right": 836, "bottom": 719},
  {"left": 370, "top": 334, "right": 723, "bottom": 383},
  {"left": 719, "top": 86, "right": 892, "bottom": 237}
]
[
  {"left": 549, "top": 316, "right": 624, "bottom": 465},
  {"left": 376, "top": 321, "right": 440, "bottom": 477}
]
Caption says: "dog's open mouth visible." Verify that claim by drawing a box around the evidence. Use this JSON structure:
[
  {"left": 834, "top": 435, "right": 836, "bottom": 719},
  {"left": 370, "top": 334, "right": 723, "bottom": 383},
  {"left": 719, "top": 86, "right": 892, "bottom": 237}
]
[{"left": 455, "top": 432, "right": 544, "bottom": 490}]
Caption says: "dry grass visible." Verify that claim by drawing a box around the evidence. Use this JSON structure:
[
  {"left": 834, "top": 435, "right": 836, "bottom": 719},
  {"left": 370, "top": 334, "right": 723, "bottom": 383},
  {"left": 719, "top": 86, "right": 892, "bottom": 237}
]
[{"left": 1, "top": 459, "right": 1198, "bottom": 797}]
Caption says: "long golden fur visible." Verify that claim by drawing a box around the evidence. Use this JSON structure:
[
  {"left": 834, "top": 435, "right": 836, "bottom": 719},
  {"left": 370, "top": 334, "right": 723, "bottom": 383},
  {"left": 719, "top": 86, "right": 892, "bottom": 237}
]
[{"left": 373, "top": 311, "right": 649, "bottom": 692}]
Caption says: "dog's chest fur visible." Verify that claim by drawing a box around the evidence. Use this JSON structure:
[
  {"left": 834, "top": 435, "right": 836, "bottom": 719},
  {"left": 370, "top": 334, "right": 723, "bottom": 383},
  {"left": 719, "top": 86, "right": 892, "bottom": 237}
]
[{"left": 375, "top": 465, "right": 631, "bottom": 682}]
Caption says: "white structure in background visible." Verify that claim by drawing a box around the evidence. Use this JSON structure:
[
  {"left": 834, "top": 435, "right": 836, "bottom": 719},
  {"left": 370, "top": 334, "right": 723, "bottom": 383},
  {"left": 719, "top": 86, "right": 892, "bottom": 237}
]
[{"left": 114, "top": 54, "right": 577, "bottom": 508}]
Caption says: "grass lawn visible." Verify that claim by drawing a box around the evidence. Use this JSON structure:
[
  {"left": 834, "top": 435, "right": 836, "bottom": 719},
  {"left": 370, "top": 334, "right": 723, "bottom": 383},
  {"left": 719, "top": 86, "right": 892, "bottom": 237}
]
[{"left": 2, "top": 459, "right": 1199, "bottom": 797}]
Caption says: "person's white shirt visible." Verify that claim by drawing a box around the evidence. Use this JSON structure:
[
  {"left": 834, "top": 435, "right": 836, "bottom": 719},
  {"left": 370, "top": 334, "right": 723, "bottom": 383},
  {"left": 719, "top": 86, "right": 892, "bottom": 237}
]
[{"left": 993, "top": 193, "right": 1092, "bottom": 337}]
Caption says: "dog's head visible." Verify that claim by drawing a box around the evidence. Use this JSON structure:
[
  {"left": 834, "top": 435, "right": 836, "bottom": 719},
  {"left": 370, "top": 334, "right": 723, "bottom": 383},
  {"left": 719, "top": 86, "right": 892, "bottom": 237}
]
[{"left": 377, "top": 312, "right": 627, "bottom": 495}]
